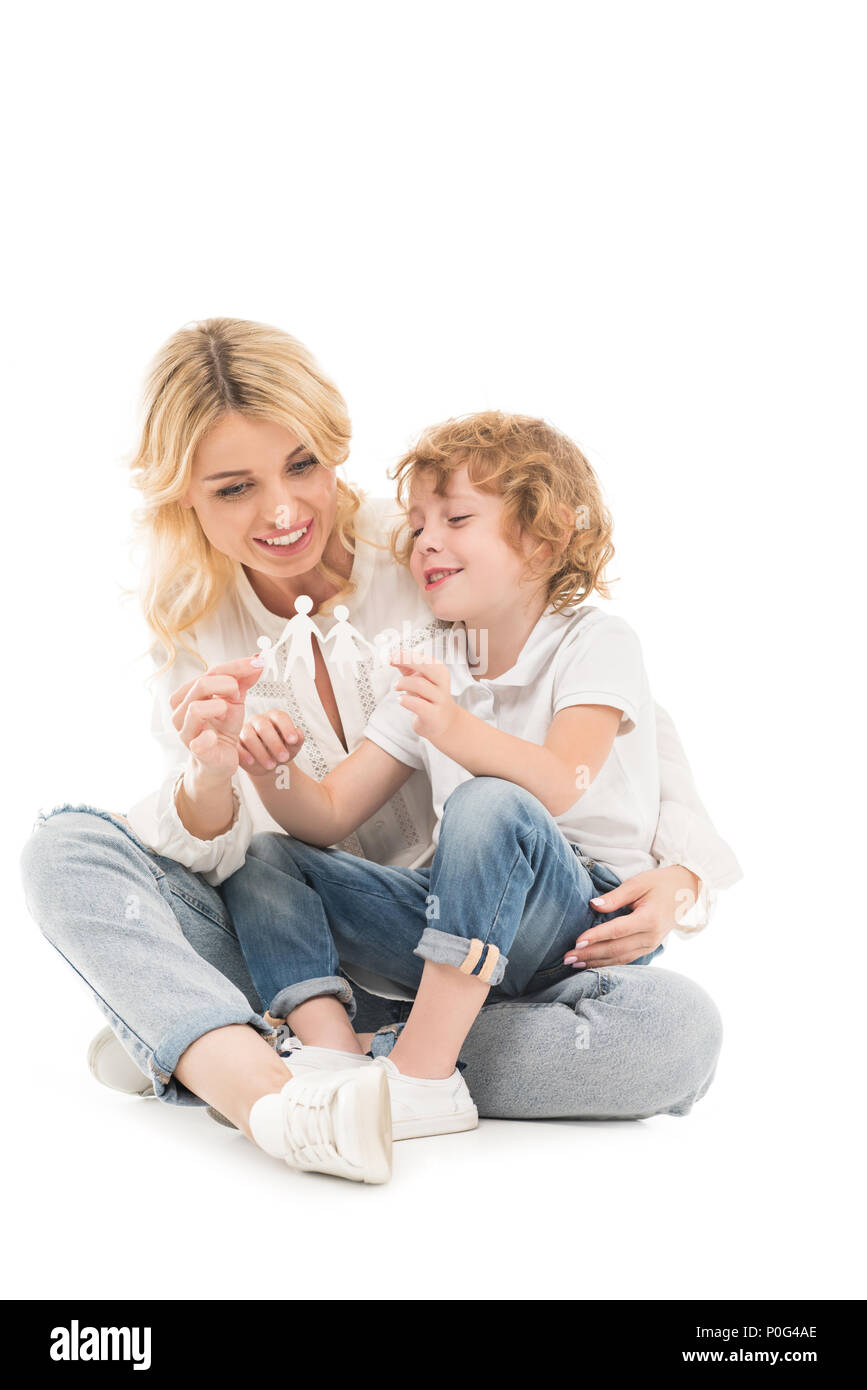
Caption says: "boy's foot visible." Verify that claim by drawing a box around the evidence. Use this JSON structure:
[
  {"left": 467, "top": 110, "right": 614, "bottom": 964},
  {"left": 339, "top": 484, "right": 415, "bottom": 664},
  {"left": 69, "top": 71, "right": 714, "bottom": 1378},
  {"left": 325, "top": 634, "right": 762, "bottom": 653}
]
[
  {"left": 373, "top": 1056, "right": 479, "bottom": 1141},
  {"left": 278, "top": 1037, "right": 374, "bottom": 1076},
  {"left": 87, "top": 1027, "right": 154, "bottom": 1097},
  {"left": 249, "top": 1066, "right": 392, "bottom": 1184}
]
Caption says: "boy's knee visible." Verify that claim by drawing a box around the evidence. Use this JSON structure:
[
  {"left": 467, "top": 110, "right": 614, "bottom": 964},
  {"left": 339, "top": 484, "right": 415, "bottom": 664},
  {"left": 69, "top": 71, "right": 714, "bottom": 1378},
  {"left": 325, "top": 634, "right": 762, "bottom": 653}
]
[{"left": 442, "top": 777, "right": 542, "bottom": 831}]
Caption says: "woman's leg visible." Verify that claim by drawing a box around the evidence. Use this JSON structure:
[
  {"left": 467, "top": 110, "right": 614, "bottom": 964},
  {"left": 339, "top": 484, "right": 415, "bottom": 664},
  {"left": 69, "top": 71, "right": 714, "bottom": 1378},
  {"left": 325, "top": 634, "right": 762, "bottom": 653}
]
[{"left": 20, "top": 806, "right": 290, "bottom": 1135}]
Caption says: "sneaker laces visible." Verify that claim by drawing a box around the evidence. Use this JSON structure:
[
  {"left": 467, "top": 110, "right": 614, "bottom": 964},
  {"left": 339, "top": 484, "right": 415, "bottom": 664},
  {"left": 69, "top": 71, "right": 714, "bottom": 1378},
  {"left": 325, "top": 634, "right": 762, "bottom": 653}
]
[{"left": 280, "top": 1077, "right": 346, "bottom": 1170}]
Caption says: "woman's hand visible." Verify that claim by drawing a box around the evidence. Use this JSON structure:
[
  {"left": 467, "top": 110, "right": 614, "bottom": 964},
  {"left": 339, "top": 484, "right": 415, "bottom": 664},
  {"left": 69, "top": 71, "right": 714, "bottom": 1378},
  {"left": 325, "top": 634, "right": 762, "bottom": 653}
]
[
  {"left": 170, "top": 656, "right": 265, "bottom": 781},
  {"left": 391, "top": 652, "right": 459, "bottom": 743},
  {"left": 238, "top": 708, "right": 305, "bottom": 778},
  {"left": 563, "top": 864, "right": 701, "bottom": 968}
]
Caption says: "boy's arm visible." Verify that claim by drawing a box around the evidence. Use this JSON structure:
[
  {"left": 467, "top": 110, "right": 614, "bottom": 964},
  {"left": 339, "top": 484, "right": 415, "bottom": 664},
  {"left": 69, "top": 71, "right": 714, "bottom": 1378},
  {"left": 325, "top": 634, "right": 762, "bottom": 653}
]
[
  {"left": 392, "top": 657, "right": 619, "bottom": 814},
  {"left": 240, "top": 710, "right": 414, "bottom": 845}
]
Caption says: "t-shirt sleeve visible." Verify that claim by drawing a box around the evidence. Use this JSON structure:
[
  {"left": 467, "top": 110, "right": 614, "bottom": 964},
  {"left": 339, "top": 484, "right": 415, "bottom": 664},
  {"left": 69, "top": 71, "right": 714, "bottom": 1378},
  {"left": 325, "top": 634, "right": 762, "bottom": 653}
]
[
  {"left": 552, "top": 615, "right": 648, "bottom": 733},
  {"left": 363, "top": 681, "right": 426, "bottom": 770}
]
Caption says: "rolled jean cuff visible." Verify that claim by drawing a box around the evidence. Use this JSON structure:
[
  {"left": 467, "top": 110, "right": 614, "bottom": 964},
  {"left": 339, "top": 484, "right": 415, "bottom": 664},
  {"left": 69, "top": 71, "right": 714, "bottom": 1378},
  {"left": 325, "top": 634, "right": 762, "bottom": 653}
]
[
  {"left": 267, "top": 975, "right": 356, "bottom": 1024},
  {"left": 413, "top": 927, "right": 508, "bottom": 988},
  {"left": 151, "top": 1006, "right": 277, "bottom": 1107},
  {"left": 368, "top": 1022, "right": 404, "bottom": 1058}
]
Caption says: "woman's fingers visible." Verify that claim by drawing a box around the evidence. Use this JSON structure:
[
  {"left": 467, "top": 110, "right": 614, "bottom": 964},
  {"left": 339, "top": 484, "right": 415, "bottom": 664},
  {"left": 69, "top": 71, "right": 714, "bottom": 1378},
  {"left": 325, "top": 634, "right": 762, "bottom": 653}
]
[
  {"left": 178, "top": 698, "right": 234, "bottom": 748},
  {"left": 170, "top": 657, "right": 263, "bottom": 715},
  {"left": 564, "top": 900, "right": 659, "bottom": 966},
  {"left": 586, "top": 872, "right": 654, "bottom": 915},
  {"left": 170, "top": 674, "right": 240, "bottom": 715}
]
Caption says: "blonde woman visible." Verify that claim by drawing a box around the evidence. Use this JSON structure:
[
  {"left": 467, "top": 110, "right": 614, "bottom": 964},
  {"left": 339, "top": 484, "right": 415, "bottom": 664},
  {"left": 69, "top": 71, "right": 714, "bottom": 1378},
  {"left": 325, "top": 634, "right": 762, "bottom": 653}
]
[{"left": 20, "top": 319, "right": 740, "bottom": 1181}]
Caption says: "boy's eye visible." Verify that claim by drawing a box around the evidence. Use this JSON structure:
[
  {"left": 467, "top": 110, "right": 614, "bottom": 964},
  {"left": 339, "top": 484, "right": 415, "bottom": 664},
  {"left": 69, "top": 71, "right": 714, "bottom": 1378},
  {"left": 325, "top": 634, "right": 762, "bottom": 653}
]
[
  {"left": 215, "top": 456, "right": 317, "bottom": 500},
  {"left": 410, "top": 513, "right": 472, "bottom": 539}
]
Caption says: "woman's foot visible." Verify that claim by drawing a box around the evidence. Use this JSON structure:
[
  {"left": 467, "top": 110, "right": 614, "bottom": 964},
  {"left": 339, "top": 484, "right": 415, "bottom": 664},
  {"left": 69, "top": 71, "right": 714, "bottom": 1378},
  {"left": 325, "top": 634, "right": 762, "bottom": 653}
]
[
  {"left": 249, "top": 1065, "right": 392, "bottom": 1183},
  {"left": 373, "top": 1057, "right": 478, "bottom": 1141}
]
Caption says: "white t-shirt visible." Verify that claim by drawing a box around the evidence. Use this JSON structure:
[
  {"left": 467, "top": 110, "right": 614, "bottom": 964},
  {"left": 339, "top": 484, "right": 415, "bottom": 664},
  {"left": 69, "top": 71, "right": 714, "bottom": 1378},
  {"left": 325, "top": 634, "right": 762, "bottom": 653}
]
[{"left": 365, "top": 606, "right": 661, "bottom": 883}]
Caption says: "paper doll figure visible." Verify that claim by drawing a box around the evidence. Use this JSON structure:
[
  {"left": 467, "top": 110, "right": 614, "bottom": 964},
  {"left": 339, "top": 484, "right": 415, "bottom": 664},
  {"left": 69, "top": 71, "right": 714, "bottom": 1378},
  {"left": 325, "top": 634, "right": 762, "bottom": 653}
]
[
  {"left": 254, "top": 634, "right": 281, "bottom": 681},
  {"left": 322, "top": 604, "right": 376, "bottom": 674},
  {"left": 276, "top": 595, "right": 322, "bottom": 681}
]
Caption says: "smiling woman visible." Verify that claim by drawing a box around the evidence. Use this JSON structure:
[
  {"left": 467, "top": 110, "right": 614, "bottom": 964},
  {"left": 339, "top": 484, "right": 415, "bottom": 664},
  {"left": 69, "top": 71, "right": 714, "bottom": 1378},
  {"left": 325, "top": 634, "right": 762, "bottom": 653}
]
[{"left": 19, "top": 316, "right": 739, "bottom": 1187}]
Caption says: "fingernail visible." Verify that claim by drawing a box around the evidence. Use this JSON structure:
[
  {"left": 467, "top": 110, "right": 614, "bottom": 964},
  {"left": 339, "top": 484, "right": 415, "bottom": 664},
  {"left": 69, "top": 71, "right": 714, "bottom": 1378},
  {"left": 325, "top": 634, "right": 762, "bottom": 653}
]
[
  {"left": 564, "top": 955, "right": 577, "bottom": 964},
  {"left": 250, "top": 655, "right": 265, "bottom": 667},
  {"left": 571, "top": 962, "right": 587, "bottom": 970},
  {"left": 590, "top": 897, "right": 604, "bottom": 907},
  {"left": 266, "top": 760, "right": 276, "bottom": 769}
]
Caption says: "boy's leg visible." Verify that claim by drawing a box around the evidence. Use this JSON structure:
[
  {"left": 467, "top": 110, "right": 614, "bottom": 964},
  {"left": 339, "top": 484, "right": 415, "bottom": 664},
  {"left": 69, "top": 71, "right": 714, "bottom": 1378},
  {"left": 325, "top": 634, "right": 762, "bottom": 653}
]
[
  {"left": 219, "top": 833, "right": 432, "bottom": 1046},
  {"left": 411, "top": 776, "right": 605, "bottom": 991}
]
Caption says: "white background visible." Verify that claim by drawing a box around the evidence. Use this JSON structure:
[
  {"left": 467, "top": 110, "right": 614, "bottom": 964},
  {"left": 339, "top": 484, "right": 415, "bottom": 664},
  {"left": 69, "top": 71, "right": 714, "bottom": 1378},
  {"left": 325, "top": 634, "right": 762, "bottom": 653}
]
[{"left": 3, "top": 0, "right": 864, "bottom": 1300}]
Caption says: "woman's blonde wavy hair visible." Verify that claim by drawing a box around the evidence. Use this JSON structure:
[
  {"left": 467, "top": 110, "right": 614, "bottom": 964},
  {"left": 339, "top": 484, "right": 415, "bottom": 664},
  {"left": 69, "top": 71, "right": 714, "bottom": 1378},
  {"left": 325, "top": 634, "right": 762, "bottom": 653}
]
[
  {"left": 130, "top": 317, "right": 362, "bottom": 674},
  {"left": 391, "top": 411, "right": 615, "bottom": 610}
]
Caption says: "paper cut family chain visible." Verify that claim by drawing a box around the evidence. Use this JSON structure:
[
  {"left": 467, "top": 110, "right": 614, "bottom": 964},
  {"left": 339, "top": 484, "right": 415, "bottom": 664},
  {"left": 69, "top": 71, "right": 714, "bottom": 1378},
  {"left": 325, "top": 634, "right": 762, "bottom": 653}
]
[{"left": 256, "top": 597, "right": 376, "bottom": 680}]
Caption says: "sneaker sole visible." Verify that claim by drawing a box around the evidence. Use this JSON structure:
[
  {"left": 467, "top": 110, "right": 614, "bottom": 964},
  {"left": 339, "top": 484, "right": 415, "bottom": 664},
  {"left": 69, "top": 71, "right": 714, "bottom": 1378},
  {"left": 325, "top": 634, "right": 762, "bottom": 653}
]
[
  {"left": 392, "top": 1107, "right": 479, "bottom": 1141},
  {"left": 352, "top": 1065, "right": 393, "bottom": 1183},
  {"left": 87, "top": 1027, "right": 155, "bottom": 1097}
]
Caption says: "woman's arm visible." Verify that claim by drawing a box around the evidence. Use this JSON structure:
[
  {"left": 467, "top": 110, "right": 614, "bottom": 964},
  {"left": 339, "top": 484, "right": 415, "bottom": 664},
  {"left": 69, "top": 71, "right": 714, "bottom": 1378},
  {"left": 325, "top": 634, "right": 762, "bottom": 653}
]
[
  {"left": 652, "top": 701, "right": 743, "bottom": 893},
  {"left": 238, "top": 708, "right": 414, "bottom": 845},
  {"left": 126, "top": 654, "right": 265, "bottom": 884}
]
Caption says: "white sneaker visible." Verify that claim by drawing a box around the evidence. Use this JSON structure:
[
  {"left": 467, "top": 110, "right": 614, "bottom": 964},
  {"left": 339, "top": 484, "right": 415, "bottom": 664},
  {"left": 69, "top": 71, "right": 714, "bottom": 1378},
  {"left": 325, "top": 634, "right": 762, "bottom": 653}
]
[
  {"left": 249, "top": 1065, "right": 392, "bottom": 1184},
  {"left": 278, "top": 1037, "right": 374, "bottom": 1077},
  {"left": 373, "top": 1056, "right": 478, "bottom": 1141},
  {"left": 87, "top": 1026, "right": 154, "bottom": 1097}
]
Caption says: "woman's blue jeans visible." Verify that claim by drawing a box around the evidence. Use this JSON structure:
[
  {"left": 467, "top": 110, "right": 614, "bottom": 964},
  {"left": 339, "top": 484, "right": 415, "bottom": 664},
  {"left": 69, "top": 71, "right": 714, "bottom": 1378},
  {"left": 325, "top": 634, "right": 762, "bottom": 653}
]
[
  {"left": 20, "top": 794, "right": 723, "bottom": 1119},
  {"left": 221, "top": 778, "right": 663, "bottom": 1023}
]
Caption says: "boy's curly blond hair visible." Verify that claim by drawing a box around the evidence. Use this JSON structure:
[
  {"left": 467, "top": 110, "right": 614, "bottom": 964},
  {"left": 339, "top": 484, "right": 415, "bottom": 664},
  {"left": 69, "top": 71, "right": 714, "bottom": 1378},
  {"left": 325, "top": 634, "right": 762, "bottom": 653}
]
[{"left": 390, "top": 411, "right": 615, "bottom": 610}]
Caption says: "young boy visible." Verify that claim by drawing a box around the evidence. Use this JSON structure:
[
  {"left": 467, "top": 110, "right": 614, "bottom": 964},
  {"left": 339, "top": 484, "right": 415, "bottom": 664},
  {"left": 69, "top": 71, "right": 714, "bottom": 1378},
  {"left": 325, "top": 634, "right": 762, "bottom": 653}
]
[{"left": 222, "top": 411, "right": 663, "bottom": 1157}]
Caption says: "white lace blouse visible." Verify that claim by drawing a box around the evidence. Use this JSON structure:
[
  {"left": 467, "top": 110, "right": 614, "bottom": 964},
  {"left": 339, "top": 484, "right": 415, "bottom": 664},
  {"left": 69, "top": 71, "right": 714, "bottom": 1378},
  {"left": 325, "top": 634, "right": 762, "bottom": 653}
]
[{"left": 126, "top": 496, "right": 741, "bottom": 933}]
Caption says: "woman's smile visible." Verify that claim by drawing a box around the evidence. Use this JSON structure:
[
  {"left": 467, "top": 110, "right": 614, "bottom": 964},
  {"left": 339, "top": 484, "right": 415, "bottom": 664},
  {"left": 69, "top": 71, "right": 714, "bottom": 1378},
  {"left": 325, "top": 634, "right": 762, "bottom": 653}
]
[{"left": 251, "top": 518, "right": 315, "bottom": 558}]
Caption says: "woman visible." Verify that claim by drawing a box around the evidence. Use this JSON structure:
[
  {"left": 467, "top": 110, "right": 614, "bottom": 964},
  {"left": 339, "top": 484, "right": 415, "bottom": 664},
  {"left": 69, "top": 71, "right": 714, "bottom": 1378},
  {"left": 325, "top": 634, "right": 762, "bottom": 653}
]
[{"left": 20, "top": 317, "right": 740, "bottom": 1153}]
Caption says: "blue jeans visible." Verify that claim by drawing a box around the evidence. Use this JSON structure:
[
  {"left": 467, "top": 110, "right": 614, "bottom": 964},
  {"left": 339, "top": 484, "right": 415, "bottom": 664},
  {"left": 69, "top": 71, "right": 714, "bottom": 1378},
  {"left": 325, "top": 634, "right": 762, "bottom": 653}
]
[
  {"left": 20, "top": 799, "right": 721, "bottom": 1119},
  {"left": 222, "top": 778, "right": 663, "bottom": 1023}
]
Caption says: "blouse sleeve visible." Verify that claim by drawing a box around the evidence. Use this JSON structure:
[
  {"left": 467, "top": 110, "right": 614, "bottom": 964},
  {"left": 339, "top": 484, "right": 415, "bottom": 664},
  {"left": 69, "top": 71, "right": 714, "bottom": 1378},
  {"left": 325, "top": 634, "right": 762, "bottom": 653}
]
[
  {"left": 651, "top": 702, "right": 742, "bottom": 934},
  {"left": 125, "top": 644, "right": 255, "bottom": 886}
]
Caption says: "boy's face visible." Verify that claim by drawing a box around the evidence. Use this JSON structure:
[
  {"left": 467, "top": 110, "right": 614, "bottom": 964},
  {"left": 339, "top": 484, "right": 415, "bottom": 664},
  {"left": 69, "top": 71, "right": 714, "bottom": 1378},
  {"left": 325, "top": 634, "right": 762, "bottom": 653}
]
[{"left": 407, "top": 465, "right": 538, "bottom": 622}]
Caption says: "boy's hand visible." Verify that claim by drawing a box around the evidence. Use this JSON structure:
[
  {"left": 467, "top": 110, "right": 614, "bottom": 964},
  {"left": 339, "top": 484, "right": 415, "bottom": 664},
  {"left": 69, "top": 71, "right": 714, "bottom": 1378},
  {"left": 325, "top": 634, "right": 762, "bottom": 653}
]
[
  {"left": 391, "top": 652, "right": 460, "bottom": 744},
  {"left": 238, "top": 708, "right": 305, "bottom": 778}
]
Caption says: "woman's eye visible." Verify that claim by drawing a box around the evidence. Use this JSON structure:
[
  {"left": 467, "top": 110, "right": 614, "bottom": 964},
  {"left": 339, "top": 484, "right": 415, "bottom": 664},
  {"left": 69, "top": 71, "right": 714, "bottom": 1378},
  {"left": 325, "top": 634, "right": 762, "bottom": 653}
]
[
  {"left": 448, "top": 515, "right": 471, "bottom": 524},
  {"left": 410, "top": 526, "right": 423, "bottom": 539},
  {"left": 216, "top": 457, "right": 317, "bottom": 500}
]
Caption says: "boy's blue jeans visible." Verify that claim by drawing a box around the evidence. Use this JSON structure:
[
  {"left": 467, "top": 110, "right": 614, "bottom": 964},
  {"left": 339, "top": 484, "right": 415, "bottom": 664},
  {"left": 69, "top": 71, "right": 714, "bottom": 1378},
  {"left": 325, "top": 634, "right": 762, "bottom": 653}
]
[{"left": 221, "top": 778, "right": 663, "bottom": 1026}]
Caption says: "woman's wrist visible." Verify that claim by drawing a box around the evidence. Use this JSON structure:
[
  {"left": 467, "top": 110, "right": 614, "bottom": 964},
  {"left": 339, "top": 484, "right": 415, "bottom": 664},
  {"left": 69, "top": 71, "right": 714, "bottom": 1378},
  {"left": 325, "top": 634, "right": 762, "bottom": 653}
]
[{"left": 175, "top": 761, "right": 237, "bottom": 840}]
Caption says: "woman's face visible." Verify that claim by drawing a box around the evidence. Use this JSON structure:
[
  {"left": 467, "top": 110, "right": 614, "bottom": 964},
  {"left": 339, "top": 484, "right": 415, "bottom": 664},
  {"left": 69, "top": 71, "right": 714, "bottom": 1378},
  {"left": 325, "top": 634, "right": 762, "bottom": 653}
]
[{"left": 181, "top": 412, "right": 339, "bottom": 578}]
